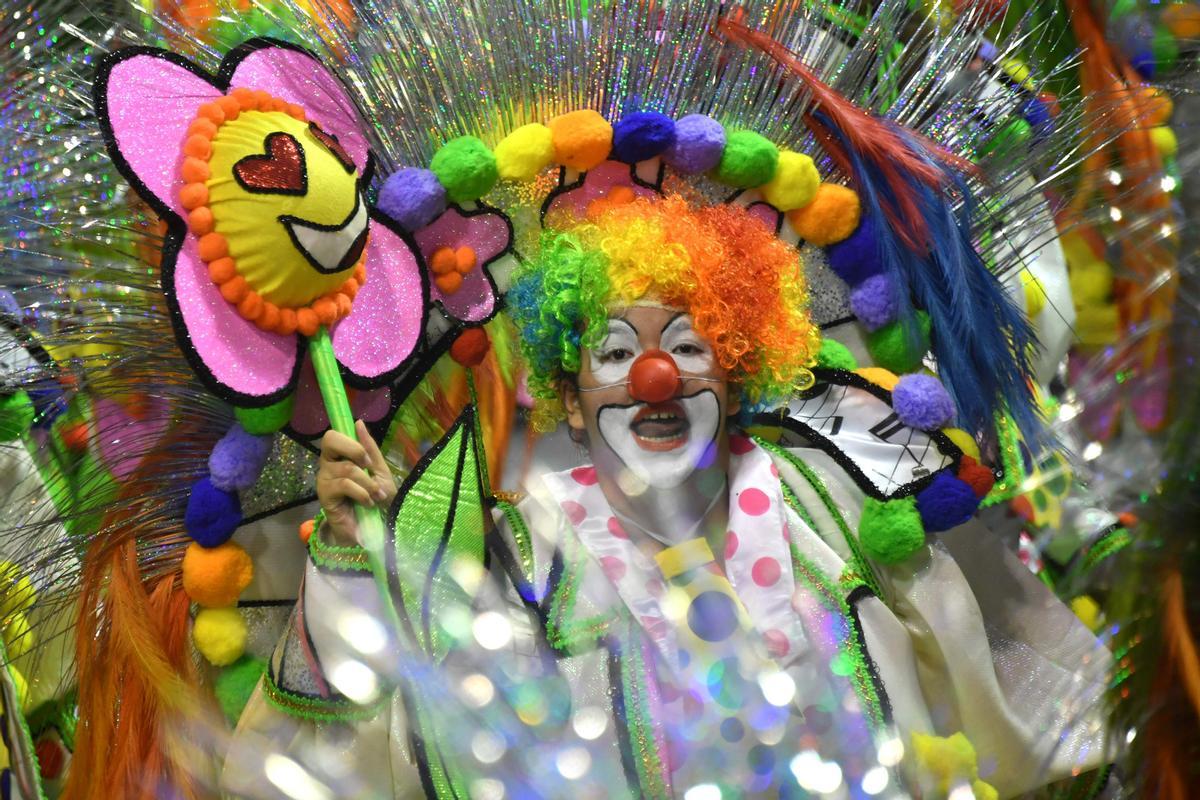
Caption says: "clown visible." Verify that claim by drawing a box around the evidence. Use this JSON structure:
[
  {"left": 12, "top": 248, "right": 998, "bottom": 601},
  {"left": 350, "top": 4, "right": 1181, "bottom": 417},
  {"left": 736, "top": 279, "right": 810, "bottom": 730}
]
[{"left": 224, "top": 195, "right": 1111, "bottom": 799}]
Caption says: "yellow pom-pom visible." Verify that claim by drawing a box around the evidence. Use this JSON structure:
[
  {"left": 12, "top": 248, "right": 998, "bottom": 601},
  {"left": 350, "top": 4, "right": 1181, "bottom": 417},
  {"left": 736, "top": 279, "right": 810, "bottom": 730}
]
[
  {"left": 1059, "top": 232, "right": 1097, "bottom": 267},
  {"left": 1000, "top": 57, "right": 1033, "bottom": 90},
  {"left": 1140, "top": 88, "right": 1174, "bottom": 127},
  {"left": 1020, "top": 268, "right": 1046, "bottom": 318},
  {"left": 760, "top": 151, "right": 819, "bottom": 212},
  {"left": 548, "top": 110, "right": 613, "bottom": 172},
  {"left": 1074, "top": 305, "right": 1121, "bottom": 347},
  {"left": 1070, "top": 262, "right": 1113, "bottom": 305},
  {"left": 942, "top": 427, "right": 981, "bottom": 461},
  {"left": 1150, "top": 126, "right": 1177, "bottom": 159},
  {"left": 912, "top": 731, "right": 979, "bottom": 792},
  {"left": 495, "top": 123, "right": 555, "bottom": 181},
  {"left": 972, "top": 780, "right": 1000, "bottom": 800},
  {"left": 192, "top": 606, "right": 248, "bottom": 667},
  {"left": 2, "top": 611, "right": 34, "bottom": 659},
  {"left": 1070, "top": 595, "right": 1103, "bottom": 632},
  {"left": 786, "top": 183, "right": 862, "bottom": 246},
  {"left": 854, "top": 367, "right": 900, "bottom": 391},
  {"left": 0, "top": 562, "right": 36, "bottom": 619},
  {"left": 181, "top": 541, "right": 254, "bottom": 607}
]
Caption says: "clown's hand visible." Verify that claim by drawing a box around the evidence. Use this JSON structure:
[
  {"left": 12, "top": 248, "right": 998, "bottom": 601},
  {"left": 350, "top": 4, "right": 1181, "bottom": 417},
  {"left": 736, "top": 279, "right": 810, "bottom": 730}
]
[{"left": 316, "top": 420, "right": 397, "bottom": 546}]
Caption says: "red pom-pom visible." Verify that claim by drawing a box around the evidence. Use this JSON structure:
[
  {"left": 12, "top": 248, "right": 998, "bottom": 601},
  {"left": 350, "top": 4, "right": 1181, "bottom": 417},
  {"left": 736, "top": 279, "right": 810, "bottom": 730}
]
[
  {"left": 1010, "top": 495, "right": 1035, "bottom": 523},
  {"left": 298, "top": 518, "right": 315, "bottom": 544},
  {"left": 957, "top": 455, "right": 996, "bottom": 498},
  {"left": 450, "top": 327, "right": 490, "bottom": 367},
  {"left": 60, "top": 421, "right": 89, "bottom": 453}
]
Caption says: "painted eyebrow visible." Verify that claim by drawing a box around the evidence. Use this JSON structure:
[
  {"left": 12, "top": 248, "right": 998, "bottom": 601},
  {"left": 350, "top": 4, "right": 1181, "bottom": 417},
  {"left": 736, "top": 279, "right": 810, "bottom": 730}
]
[{"left": 661, "top": 313, "right": 692, "bottom": 337}]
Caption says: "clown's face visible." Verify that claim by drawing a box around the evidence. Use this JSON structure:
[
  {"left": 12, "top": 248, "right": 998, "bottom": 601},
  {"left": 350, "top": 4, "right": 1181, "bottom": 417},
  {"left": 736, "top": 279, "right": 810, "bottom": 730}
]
[
  {"left": 563, "top": 304, "right": 738, "bottom": 491},
  {"left": 205, "top": 107, "right": 366, "bottom": 308}
]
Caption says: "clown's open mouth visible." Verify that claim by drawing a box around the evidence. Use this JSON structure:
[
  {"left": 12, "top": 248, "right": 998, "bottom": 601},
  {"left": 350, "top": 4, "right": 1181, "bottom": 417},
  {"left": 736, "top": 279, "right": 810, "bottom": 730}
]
[
  {"left": 630, "top": 401, "right": 690, "bottom": 451},
  {"left": 280, "top": 191, "right": 369, "bottom": 275}
]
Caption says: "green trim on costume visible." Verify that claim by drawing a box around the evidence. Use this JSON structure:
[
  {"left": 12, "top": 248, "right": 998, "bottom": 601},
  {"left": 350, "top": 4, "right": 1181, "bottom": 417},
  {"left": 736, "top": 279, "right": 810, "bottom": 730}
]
[
  {"left": 983, "top": 411, "right": 1025, "bottom": 506},
  {"left": 495, "top": 499, "right": 535, "bottom": 585},
  {"left": 756, "top": 437, "right": 884, "bottom": 599},
  {"left": 308, "top": 528, "right": 371, "bottom": 572},
  {"left": 789, "top": 545, "right": 887, "bottom": 731},
  {"left": 1084, "top": 527, "right": 1131, "bottom": 573},
  {"left": 618, "top": 618, "right": 671, "bottom": 800},
  {"left": 546, "top": 531, "right": 616, "bottom": 654},
  {"left": 262, "top": 669, "right": 384, "bottom": 723}
]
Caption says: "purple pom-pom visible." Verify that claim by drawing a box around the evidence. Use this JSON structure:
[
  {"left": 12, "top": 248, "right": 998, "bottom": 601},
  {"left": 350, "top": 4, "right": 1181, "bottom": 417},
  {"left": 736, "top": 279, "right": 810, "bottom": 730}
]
[
  {"left": 209, "top": 424, "right": 272, "bottom": 492},
  {"left": 892, "top": 374, "right": 956, "bottom": 431},
  {"left": 185, "top": 477, "right": 242, "bottom": 548},
  {"left": 915, "top": 472, "right": 979, "bottom": 532},
  {"left": 663, "top": 114, "right": 725, "bottom": 174},
  {"left": 826, "top": 214, "right": 883, "bottom": 286},
  {"left": 849, "top": 274, "right": 899, "bottom": 331},
  {"left": 377, "top": 168, "right": 446, "bottom": 231},
  {"left": 612, "top": 112, "right": 676, "bottom": 164}
]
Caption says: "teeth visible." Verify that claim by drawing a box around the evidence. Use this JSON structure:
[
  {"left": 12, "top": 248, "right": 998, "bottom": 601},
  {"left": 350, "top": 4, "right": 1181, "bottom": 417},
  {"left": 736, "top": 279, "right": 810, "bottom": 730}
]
[{"left": 643, "top": 412, "right": 679, "bottom": 421}]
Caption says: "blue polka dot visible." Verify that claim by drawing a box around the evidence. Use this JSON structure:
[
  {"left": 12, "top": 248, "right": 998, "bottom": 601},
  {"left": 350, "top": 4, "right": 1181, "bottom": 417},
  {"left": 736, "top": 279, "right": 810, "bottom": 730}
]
[
  {"left": 748, "top": 744, "right": 775, "bottom": 775},
  {"left": 720, "top": 717, "right": 744, "bottom": 743},
  {"left": 676, "top": 648, "right": 690, "bottom": 669},
  {"left": 688, "top": 590, "right": 739, "bottom": 642}
]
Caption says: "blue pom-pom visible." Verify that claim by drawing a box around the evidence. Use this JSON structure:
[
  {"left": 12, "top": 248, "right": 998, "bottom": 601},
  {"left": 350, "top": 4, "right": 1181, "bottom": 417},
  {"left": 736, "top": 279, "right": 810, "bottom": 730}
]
[
  {"left": 849, "top": 274, "right": 898, "bottom": 330},
  {"left": 1021, "top": 98, "right": 1053, "bottom": 139},
  {"left": 825, "top": 214, "right": 883, "bottom": 286},
  {"left": 377, "top": 168, "right": 446, "bottom": 231},
  {"left": 185, "top": 477, "right": 242, "bottom": 548},
  {"left": 611, "top": 112, "right": 676, "bottom": 164},
  {"left": 915, "top": 472, "right": 979, "bottom": 532},
  {"left": 663, "top": 114, "right": 725, "bottom": 174},
  {"left": 209, "top": 424, "right": 272, "bottom": 492},
  {"left": 27, "top": 387, "right": 68, "bottom": 429},
  {"left": 892, "top": 374, "right": 956, "bottom": 431}
]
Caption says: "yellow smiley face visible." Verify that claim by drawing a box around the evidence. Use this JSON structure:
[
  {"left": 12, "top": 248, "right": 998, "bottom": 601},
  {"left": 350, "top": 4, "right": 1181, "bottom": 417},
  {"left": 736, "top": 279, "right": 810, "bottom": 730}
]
[{"left": 205, "top": 109, "right": 366, "bottom": 308}]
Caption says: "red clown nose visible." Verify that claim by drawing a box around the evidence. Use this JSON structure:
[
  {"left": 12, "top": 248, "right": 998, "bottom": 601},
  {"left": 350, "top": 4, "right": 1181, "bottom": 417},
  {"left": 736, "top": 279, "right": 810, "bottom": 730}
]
[{"left": 627, "top": 350, "right": 681, "bottom": 404}]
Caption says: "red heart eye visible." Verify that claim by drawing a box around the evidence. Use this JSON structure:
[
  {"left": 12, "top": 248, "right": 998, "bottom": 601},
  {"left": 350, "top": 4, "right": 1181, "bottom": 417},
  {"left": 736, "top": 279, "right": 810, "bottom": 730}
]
[
  {"left": 233, "top": 132, "right": 307, "bottom": 195},
  {"left": 309, "top": 123, "right": 355, "bottom": 172}
]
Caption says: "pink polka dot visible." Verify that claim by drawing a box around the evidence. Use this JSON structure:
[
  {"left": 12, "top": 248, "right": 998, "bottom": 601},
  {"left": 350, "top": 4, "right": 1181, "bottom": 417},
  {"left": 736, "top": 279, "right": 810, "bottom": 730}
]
[
  {"left": 724, "top": 531, "right": 739, "bottom": 560},
  {"left": 607, "top": 516, "right": 629, "bottom": 539},
  {"left": 782, "top": 523, "right": 791, "bottom": 543},
  {"left": 770, "top": 463, "right": 779, "bottom": 478},
  {"left": 600, "top": 556, "right": 626, "bottom": 582},
  {"left": 571, "top": 466, "right": 598, "bottom": 485},
  {"left": 764, "top": 629, "right": 790, "bottom": 658},
  {"left": 738, "top": 488, "right": 770, "bottom": 516},
  {"left": 641, "top": 615, "right": 668, "bottom": 640},
  {"left": 561, "top": 500, "right": 587, "bottom": 525},
  {"left": 646, "top": 578, "right": 665, "bottom": 597},
  {"left": 752, "top": 557, "right": 781, "bottom": 587},
  {"left": 729, "top": 434, "right": 755, "bottom": 455}
]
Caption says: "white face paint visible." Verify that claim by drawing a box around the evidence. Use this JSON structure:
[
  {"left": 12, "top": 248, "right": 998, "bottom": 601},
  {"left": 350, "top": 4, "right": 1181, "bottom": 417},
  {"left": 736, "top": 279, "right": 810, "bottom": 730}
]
[
  {"left": 596, "top": 389, "right": 721, "bottom": 489},
  {"left": 586, "top": 315, "right": 716, "bottom": 387}
]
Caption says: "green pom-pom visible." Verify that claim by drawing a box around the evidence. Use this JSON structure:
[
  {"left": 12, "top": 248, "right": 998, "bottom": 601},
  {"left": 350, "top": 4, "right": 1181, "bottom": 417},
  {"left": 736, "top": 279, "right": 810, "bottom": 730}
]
[
  {"left": 1153, "top": 25, "right": 1180, "bottom": 71},
  {"left": 714, "top": 130, "right": 778, "bottom": 188},
  {"left": 0, "top": 391, "right": 35, "bottom": 442},
  {"left": 859, "top": 496, "right": 926, "bottom": 564},
  {"left": 979, "top": 118, "right": 1031, "bottom": 159},
  {"left": 214, "top": 655, "right": 267, "bottom": 723},
  {"left": 866, "top": 311, "right": 931, "bottom": 374},
  {"left": 235, "top": 396, "right": 293, "bottom": 435},
  {"left": 816, "top": 338, "right": 858, "bottom": 371},
  {"left": 430, "top": 136, "right": 499, "bottom": 204}
]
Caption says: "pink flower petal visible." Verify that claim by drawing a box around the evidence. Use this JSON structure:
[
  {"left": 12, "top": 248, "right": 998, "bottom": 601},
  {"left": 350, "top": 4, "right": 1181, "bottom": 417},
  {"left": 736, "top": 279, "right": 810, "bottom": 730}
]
[
  {"left": 93, "top": 395, "right": 169, "bottom": 481},
  {"left": 414, "top": 207, "right": 507, "bottom": 324},
  {"left": 331, "top": 218, "right": 425, "bottom": 386},
  {"left": 99, "top": 52, "right": 221, "bottom": 218},
  {"left": 289, "top": 355, "right": 392, "bottom": 437},
  {"left": 171, "top": 238, "right": 299, "bottom": 401},
  {"left": 227, "top": 44, "right": 370, "bottom": 176}
]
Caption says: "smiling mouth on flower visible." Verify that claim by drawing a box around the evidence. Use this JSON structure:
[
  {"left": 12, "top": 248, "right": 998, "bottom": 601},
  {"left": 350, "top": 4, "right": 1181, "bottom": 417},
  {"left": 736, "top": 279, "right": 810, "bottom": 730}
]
[
  {"left": 280, "top": 191, "right": 369, "bottom": 275},
  {"left": 630, "top": 401, "right": 690, "bottom": 452}
]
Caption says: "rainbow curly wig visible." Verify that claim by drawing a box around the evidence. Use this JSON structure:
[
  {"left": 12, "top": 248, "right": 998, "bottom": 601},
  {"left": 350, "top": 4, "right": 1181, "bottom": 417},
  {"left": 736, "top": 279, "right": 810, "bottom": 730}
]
[{"left": 508, "top": 194, "right": 819, "bottom": 428}]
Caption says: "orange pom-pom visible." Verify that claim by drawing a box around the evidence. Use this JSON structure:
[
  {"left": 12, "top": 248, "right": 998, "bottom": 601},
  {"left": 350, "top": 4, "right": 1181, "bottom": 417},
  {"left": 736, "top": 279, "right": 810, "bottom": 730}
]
[
  {"left": 231, "top": 87, "right": 258, "bottom": 108},
  {"left": 455, "top": 246, "right": 477, "bottom": 274},
  {"left": 275, "top": 308, "right": 298, "bottom": 336},
  {"left": 188, "top": 207, "right": 214, "bottom": 236},
  {"left": 296, "top": 308, "right": 320, "bottom": 337},
  {"left": 216, "top": 95, "right": 242, "bottom": 121},
  {"left": 179, "top": 182, "right": 209, "bottom": 211},
  {"left": 251, "top": 90, "right": 274, "bottom": 109},
  {"left": 957, "top": 455, "right": 995, "bottom": 498},
  {"left": 219, "top": 276, "right": 248, "bottom": 304},
  {"left": 548, "top": 110, "right": 613, "bottom": 171},
  {"left": 183, "top": 134, "right": 212, "bottom": 160},
  {"left": 298, "top": 519, "right": 315, "bottom": 544},
  {"left": 341, "top": 278, "right": 360, "bottom": 300},
  {"left": 197, "top": 102, "right": 225, "bottom": 126},
  {"left": 286, "top": 103, "right": 307, "bottom": 120},
  {"left": 268, "top": 97, "right": 289, "bottom": 113},
  {"left": 207, "top": 258, "right": 237, "bottom": 284},
  {"left": 182, "top": 157, "right": 211, "bottom": 184},
  {"left": 238, "top": 291, "right": 264, "bottom": 321},
  {"left": 854, "top": 366, "right": 900, "bottom": 391},
  {"left": 257, "top": 302, "right": 281, "bottom": 332},
  {"left": 334, "top": 292, "right": 352, "bottom": 317},
  {"left": 198, "top": 233, "right": 229, "bottom": 262},
  {"left": 435, "top": 272, "right": 464, "bottom": 295},
  {"left": 181, "top": 542, "right": 253, "bottom": 607},
  {"left": 429, "top": 246, "right": 458, "bottom": 275},
  {"left": 450, "top": 327, "right": 490, "bottom": 366},
  {"left": 786, "top": 183, "right": 862, "bottom": 246},
  {"left": 59, "top": 421, "right": 89, "bottom": 453},
  {"left": 354, "top": 264, "right": 367, "bottom": 284},
  {"left": 313, "top": 297, "right": 338, "bottom": 326},
  {"left": 187, "top": 118, "right": 218, "bottom": 139}
]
